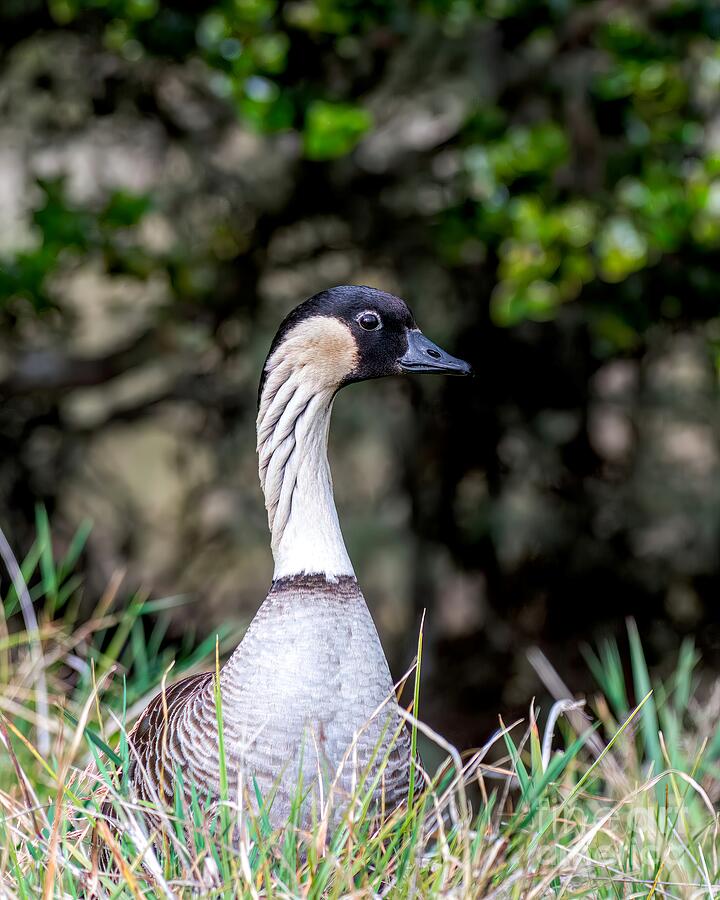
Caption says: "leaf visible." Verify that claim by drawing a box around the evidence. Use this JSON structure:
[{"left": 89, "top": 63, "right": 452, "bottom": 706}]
[
  {"left": 627, "top": 618, "right": 663, "bottom": 777},
  {"left": 100, "top": 190, "right": 152, "bottom": 229},
  {"left": 59, "top": 707, "right": 122, "bottom": 765},
  {"left": 304, "top": 101, "right": 372, "bottom": 160}
]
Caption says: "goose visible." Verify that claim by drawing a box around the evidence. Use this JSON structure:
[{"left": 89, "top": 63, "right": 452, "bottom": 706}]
[{"left": 117, "top": 285, "right": 471, "bottom": 832}]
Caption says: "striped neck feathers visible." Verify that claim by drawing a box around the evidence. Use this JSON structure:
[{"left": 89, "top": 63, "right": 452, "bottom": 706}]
[{"left": 256, "top": 316, "right": 357, "bottom": 582}]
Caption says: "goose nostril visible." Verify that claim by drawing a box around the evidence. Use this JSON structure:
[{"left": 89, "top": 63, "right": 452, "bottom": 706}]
[{"left": 426, "top": 348, "right": 442, "bottom": 359}]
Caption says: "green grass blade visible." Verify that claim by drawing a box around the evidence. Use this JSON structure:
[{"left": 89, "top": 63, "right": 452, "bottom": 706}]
[
  {"left": 627, "top": 619, "right": 663, "bottom": 777},
  {"left": 59, "top": 706, "right": 122, "bottom": 765}
]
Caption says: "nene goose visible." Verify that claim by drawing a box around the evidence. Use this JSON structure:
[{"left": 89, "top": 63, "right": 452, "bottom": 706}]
[{"left": 120, "top": 285, "right": 471, "bottom": 830}]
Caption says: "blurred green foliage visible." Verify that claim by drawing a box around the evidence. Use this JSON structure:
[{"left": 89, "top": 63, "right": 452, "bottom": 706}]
[
  {"left": 2, "top": 0, "right": 719, "bottom": 340},
  {"left": 0, "top": 179, "right": 153, "bottom": 318}
]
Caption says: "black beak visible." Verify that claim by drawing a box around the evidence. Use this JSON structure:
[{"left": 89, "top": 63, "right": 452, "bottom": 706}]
[{"left": 398, "top": 329, "right": 473, "bottom": 376}]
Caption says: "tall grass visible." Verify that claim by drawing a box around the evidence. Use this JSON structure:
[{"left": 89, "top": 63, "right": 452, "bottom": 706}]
[{"left": 1, "top": 516, "right": 719, "bottom": 897}]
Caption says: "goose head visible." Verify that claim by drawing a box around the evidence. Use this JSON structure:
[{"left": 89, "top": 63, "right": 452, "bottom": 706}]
[
  {"left": 259, "top": 285, "right": 471, "bottom": 404},
  {"left": 257, "top": 285, "right": 471, "bottom": 581}
]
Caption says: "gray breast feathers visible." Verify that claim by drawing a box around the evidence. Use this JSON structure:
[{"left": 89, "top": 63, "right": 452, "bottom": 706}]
[{"left": 117, "top": 576, "right": 411, "bottom": 832}]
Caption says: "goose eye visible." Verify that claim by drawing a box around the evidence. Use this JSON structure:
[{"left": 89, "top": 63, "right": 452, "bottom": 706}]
[{"left": 358, "top": 311, "right": 382, "bottom": 331}]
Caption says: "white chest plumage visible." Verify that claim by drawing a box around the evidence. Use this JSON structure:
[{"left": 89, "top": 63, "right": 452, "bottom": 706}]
[{"left": 208, "top": 575, "right": 411, "bottom": 823}]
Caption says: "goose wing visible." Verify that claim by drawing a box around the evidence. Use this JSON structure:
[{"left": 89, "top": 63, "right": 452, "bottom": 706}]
[{"left": 126, "top": 670, "right": 216, "bottom": 804}]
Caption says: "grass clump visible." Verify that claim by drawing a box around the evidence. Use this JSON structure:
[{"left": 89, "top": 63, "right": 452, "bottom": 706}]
[{"left": 0, "top": 517, "right": 719, "bottom": 897}]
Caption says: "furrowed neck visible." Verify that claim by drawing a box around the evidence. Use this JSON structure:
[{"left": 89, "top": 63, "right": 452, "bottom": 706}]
[{"left": 257, "top": 367, "right": 354, "bottom": 582}]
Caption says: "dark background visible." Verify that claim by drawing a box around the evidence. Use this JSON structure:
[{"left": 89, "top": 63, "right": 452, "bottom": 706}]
[{"left": 1, "top": 0, "right": 719, "bottom": 748}]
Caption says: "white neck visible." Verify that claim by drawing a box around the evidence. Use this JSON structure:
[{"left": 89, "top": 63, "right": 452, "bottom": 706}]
[{"left": 257, "top": 367, "right": 354, "bottom": 582}]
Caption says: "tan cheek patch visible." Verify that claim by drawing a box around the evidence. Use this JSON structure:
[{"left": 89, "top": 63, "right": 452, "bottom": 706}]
[{"left": 266, "top": 316, "right": 358, "bottom": 389}]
